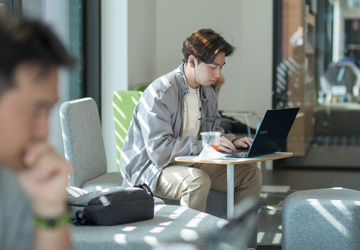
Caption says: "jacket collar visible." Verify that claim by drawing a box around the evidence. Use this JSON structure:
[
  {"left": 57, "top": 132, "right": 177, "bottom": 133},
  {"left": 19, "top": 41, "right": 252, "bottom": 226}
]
[{"left": 177, "top": 63, "right": 208, "bottom": 101}]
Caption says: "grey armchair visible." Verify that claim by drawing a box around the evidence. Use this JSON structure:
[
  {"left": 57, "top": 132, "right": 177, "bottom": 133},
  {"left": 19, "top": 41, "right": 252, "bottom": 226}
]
[{"left": 60, "top": 97, "right": 123, "bottom": 192}]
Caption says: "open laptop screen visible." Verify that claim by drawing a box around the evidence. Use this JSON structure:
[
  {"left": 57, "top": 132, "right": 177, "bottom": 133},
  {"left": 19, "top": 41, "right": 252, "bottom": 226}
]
[
  {"left": 247, "top": 107, "right": 299, "bottom": 157},
  {"left": 223, "top": 108, "right": 299, "bottom": 158}
]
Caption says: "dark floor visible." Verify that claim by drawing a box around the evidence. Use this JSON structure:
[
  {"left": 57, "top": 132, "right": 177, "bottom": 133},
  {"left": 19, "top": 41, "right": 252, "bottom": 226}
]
[
  {"left": 280, "top": 138, "right": 360, "bottom": 168},
  {"left": 256, "top": 167, "right": 360, "bottom": 250}
]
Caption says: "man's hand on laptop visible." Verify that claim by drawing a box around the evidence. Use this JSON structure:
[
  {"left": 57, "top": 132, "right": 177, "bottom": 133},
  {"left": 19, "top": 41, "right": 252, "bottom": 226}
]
[
  {"left": 220, "top": 136, "right": 253, "bottom": 153},
  {"left": 219, "top": 136, "right": 237, "bottom": 153},
  {"left": 233, "top": 137, "right": 253, "bottom": 150}
]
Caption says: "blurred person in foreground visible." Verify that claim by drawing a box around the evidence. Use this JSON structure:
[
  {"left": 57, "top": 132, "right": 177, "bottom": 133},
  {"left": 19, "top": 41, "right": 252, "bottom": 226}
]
[{"left": 0, "top": 16, "right": 74, "bottom": 249}]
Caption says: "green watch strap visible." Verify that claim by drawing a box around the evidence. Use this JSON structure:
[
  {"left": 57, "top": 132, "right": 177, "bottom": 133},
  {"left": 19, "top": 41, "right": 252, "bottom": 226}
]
[{"left": 32, "top": 211, "right": 70, "bottom": 229}]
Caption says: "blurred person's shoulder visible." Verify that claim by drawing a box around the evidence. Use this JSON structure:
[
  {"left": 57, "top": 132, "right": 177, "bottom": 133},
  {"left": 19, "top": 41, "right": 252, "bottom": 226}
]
[{"left": 0, "top": 166, "right": 33, "bottom": 250}]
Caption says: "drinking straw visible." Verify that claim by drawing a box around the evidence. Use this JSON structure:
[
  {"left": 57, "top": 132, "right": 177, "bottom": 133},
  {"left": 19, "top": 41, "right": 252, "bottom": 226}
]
[{"left": 210, "top": 114, "right": 216, "bottom": 132}]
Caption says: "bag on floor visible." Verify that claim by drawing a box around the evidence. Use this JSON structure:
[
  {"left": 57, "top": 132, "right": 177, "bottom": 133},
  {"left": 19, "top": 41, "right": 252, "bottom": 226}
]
[{"left": 66, "top": 184, "right": 154, "bottom": 226}]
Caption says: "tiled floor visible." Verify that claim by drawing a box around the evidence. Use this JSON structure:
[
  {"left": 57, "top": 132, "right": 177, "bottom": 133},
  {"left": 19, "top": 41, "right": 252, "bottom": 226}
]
[{"left": 256, "top": 167, "right": 360, "bottom": 250}]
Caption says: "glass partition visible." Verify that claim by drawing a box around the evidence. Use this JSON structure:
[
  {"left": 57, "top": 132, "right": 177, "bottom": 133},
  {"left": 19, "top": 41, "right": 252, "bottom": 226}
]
[
  {"left": 0, "top": 1, "right": 4, "bottom": 15},
  {"left": 275, "top": 0, "right": 360, "bottom": 168},
  {"left": 21, "top": 0, "right": 84, "bottom": 154}
]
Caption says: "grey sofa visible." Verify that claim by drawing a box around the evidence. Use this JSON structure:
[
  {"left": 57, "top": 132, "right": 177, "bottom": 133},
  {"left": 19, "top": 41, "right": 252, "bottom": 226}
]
[
  {"left": 60, "top": 98, "right": 227, "bottom": 250},
  {"left": 70, "top": 204, "right": 227, "bottom": 250}
]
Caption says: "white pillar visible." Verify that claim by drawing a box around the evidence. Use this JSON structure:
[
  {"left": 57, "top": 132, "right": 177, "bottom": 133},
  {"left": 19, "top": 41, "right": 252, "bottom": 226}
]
[{"left": 102, "top": 0, "right": 128, "bottom": 172}]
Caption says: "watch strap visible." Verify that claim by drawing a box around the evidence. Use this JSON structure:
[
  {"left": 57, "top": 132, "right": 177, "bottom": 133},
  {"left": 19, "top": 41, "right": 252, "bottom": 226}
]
[{"left": 33, "top": 211, "right": 70, "bottom": 229}]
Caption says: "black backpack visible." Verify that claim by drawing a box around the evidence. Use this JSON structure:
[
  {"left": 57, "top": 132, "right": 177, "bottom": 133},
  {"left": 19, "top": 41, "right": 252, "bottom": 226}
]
[{"left": 66, "top": 184, "right": 154, "bottom": 226}]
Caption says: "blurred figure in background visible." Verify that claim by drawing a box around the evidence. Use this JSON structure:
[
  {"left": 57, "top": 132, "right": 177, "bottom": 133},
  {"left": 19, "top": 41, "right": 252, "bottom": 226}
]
[{"left": 337, "top": 49, "right": 360, "bottom": 68}]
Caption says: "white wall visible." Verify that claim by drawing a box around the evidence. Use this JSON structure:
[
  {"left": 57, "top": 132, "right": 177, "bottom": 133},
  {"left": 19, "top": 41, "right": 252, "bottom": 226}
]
[
  {"left": 128, "top": 0, "right": 157, "bottom": 89},
  {"left": 239, "top": 0, "right": 273, "bottom": 118},
  {"left": 155, "top": 0, "right": 273, "bottom": 126},
  {"left": 102, "top": 0, "right": 128, "bottom": 172}
]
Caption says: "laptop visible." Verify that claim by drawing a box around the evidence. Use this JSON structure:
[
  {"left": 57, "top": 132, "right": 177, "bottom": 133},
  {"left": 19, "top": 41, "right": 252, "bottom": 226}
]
[{"left": 224, "top": 107, "right": 299, "bottom": 158}]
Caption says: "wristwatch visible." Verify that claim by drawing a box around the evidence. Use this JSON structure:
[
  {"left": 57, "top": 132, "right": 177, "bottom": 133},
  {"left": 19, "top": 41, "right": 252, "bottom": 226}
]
[{"left": 33, "top": 211, "right": 71, "bottom": 229}]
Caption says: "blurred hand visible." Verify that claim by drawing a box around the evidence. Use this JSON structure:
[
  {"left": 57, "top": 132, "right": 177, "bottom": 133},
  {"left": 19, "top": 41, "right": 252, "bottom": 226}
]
[
  {"left": 211, "top": 74, "right": 225, "bottom": 89},
  {"left": 219, "top": 136, "right": 236, "bottom": 153},
  {"left": 15, "top": 142, "right": 70, "bottom": 218},
  {"left": 233, "top": 137, "right": 253, "bottom": 149}
]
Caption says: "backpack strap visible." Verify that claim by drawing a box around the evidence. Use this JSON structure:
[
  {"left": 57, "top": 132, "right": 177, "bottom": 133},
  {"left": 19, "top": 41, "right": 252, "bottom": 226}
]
[
  {"left": 73, "top": 210, "right": 89, "bottom": 226},
  {"left": 134, "top": 183, "right": 153, "bottom": 197}
]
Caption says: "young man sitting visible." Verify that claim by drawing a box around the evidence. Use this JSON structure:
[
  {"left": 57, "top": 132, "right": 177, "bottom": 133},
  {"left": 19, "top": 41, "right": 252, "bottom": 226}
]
[{"left": 119, "top": 29, "right": 262, "bottom": 212}]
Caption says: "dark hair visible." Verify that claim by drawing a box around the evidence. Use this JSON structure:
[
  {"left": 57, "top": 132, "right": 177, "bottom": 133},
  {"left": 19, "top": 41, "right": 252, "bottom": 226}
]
[
  {"left": 0, "top": 16, "right": 75, "bottom": 94},
  {"left": 182, "top": 29, "right": 235, "bottom": 64},
  {"left": 344, "top": 49, "right": 354, "bottom": 57}
]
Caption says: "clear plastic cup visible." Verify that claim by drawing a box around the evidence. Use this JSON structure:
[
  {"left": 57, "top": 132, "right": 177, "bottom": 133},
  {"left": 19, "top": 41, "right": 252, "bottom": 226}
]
[{"left": 200, "top": 131, "right": 221, "bottom": 152}]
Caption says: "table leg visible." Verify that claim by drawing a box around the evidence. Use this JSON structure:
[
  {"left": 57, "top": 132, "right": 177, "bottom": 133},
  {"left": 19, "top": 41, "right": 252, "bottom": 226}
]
[
  {"left": 227, "top": 164, "right": 234, "bottom": 220},
  {"left": 256, "top": 161, "right": 262, "bottom": 170}
]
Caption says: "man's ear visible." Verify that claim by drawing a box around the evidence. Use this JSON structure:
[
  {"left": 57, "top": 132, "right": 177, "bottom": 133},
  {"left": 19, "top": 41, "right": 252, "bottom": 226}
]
[{"left": 188, "top": 55, "right": 196, "bottom": 68}]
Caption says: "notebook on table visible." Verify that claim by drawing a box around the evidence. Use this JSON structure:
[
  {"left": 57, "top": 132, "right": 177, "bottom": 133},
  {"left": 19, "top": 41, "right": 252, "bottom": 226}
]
[{"left": 224, "top": 107, "right": 299, "bottom": 158}]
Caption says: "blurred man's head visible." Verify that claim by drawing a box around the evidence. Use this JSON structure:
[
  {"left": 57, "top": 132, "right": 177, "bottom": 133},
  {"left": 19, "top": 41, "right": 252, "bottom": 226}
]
[
  {"left": 182, "top": 29, "right": 235, "bottom": 86},
  {"left": 0, "top": 17, "right": 74, "bottom": 169},
  {"left": 345, "top": 49, "right": 355, "bottom": 58}
]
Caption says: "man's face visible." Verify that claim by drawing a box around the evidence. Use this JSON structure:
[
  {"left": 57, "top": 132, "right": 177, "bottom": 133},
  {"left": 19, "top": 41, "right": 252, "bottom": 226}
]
[
  {"left": 0, "top": 63, "right": 58, "bottom": 169},
  {"left": 195, "top": 52, "right": 226, "bottom": 86}
]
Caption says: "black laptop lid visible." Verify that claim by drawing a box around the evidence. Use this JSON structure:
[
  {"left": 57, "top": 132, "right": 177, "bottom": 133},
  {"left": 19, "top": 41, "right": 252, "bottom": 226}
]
[{"left": 246, "top": 108, "right": 299, "bottom": 157}]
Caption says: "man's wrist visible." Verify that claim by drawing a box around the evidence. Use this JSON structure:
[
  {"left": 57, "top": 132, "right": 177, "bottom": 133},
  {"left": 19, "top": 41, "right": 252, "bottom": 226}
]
[
  {"left": 232, "top": 138, "right": 241, "bottom": 147},
  {"left": 32, "top": 201, "right": 68, "bottom": 219},
  {"left": 33, "top": 211, "right": 70, "bottom": 229},
  {"left": 232, "top": 138, "right": 240, "bottom": 143}
]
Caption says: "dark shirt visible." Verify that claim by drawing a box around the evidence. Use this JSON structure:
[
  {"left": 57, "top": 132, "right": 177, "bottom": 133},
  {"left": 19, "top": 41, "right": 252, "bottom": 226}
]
[{"left": 337, "top": 56, "right": 360, "bottom": 68}]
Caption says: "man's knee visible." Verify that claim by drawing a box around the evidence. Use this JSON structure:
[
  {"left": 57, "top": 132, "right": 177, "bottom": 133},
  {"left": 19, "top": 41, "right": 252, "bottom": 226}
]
[
  {"left": 252, "top": 165, "right": 262, "bottom": 185},
  {"left": 180, "top": 169, "right": 211, "bottom": 211},
  {"left": 248, "top": 165, "right": 262, "bottom": 192},
  {"left": 184, "top": 168, "right": 212, "bottom": 194},
  {"left": 235, "top": 164, "right": 262, "bottom": 190}
]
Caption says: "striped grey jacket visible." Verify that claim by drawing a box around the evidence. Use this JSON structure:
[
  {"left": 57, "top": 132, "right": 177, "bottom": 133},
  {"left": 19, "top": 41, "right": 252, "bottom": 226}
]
[{"left": 119, "top": 64, "right": 237, "bottom": 192}]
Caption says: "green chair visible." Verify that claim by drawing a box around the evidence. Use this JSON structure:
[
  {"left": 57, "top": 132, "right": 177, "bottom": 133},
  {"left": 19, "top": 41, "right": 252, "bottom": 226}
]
[
  {"left": 133, "top": 84, "right": 149, "bottom": 92},
  {"left": 113, "top": 90, "right": 142, "bottom": 171}
]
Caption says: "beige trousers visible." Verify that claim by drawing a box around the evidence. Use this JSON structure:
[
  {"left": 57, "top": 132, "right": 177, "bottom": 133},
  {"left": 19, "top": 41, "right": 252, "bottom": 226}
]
[{"left": 154, "top": 162, "right": 262, "bottom": 212}]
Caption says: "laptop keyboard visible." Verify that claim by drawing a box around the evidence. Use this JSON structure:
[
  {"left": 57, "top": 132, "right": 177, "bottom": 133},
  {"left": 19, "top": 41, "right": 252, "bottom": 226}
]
[{"left": 225, "top": 153, "right": 247, "bottom": 158}]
